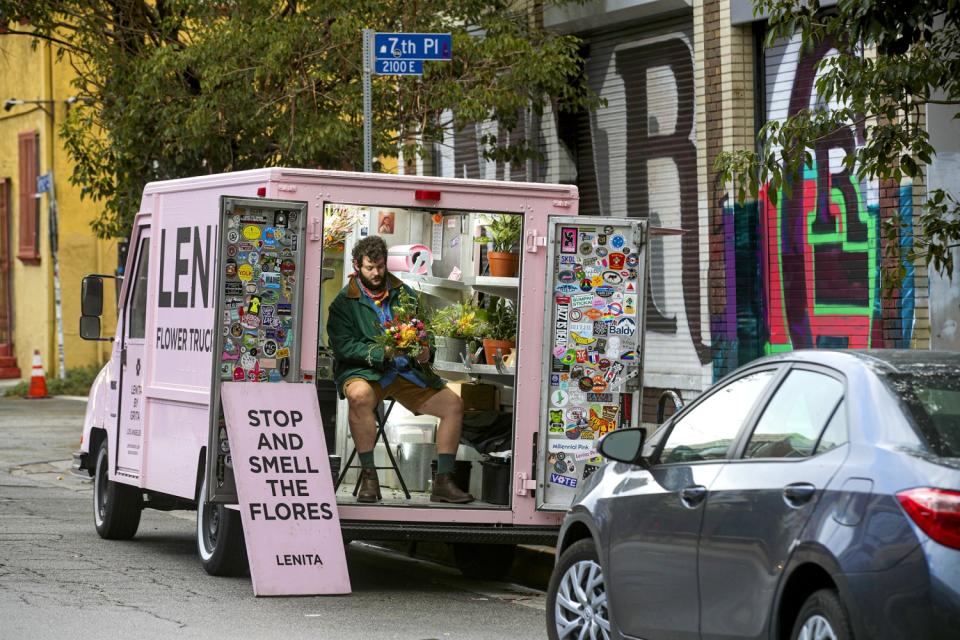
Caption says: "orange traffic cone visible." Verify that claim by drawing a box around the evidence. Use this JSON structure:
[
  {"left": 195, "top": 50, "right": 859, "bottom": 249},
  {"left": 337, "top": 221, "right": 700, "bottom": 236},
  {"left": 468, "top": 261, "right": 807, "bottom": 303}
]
[{"left": 26, "top": 350, "right": 49, "bottom": 399}]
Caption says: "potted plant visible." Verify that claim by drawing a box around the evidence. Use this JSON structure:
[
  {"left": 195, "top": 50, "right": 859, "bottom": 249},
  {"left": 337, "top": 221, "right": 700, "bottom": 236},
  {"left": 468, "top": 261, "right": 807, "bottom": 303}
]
[
  {"left": 475, "top": 214, "right": 523, "bottom": 277},
  {"left": 428, "top": 301, "right": 487, "bottom": 362},
  {"left": 481, "top": 297, "right": 517, "bottom": 366}
]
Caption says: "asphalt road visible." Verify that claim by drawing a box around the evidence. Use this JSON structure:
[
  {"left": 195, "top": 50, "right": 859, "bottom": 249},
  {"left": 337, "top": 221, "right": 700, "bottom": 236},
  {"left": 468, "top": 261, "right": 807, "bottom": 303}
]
[{"left": 0, "top": 396, "right": 548, "bottom": 640}]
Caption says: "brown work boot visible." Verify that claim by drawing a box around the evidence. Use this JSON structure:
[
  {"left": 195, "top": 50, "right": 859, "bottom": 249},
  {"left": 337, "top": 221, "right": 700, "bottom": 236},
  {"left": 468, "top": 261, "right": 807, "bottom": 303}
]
[
  {"left": 357, "top": 468, "right": 381, "bottom": 503},
  {"left": 431, "top": 473, "right": 474, "bottom": 504}
]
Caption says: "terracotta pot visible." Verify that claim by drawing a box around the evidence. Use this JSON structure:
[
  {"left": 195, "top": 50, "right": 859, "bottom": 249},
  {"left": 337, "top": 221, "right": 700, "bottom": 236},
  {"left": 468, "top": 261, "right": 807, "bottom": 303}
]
[
  {"left": 487, "top": 251, "right": 519, "bottom": 278},
  {"left": 482, "top": 338, "right": 516, "bottom": 366}
]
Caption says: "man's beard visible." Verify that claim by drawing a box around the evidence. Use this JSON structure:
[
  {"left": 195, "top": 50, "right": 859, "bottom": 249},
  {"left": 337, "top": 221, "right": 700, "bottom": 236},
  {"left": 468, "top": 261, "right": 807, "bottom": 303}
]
[{"left": 358, "top": 270, "right": 386, "bottom": 293}]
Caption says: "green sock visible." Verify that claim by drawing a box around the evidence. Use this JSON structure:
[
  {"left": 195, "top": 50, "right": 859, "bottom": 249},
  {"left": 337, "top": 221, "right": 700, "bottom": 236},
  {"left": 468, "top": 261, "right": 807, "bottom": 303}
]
[
  {"left": 359, "top": 450, "right": 376, "bottom": 469},
  {"left": 437, "top": 453, "right": 456, "bottom": 475}
]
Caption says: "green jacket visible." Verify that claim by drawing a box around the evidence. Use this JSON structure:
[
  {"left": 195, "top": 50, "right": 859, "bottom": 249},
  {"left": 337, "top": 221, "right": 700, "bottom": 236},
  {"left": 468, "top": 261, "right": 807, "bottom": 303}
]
[{"left": 327, "top": 272, "right": 443, "bottom": 395}]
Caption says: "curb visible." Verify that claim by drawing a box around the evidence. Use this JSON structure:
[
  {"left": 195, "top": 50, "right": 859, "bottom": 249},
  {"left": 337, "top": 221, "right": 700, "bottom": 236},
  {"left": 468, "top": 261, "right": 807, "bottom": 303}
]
[{"left": 380, "top": 540, "right": 556, "bottom": 591}]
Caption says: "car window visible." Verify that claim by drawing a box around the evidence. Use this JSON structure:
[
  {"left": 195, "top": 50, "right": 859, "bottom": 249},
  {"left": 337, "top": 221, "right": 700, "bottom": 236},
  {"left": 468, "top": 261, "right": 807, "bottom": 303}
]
[
  {"left": 882, "top": 371, "right": 960, "bottom": 457},
  {"left": 128, "top": 238, "right": 150, "bottom": 340},
  {"left": 659, "top": 369, "right": 777, "bottom": 464},
  {"left": 744, "top": 370, "right": 844, "bottom": 459},
  {"left": 815, "top": 400, "right": 847, "bottom": 454}
]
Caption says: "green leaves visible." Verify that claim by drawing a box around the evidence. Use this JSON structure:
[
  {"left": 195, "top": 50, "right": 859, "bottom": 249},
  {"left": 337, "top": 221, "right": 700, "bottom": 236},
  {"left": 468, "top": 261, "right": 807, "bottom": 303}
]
[{"left": 2, "top": 0, "right": 596, "bottom": 238}]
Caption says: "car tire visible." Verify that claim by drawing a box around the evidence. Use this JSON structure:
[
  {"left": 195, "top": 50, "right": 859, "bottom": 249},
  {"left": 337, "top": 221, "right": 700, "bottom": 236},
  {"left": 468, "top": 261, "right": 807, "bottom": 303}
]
[
  {"left": 546, "top": 539, "right": 610, "bottom": 640},
  {"left": 790, "top": 589, "right": 853, "bottom": 640},
  {"left": 93, "top": 439, "right": 142, "bottom": 540},
  {"left": 196, "top": 473, "right": 248, "bottom": 576},
  {"left": 452, "top": 543, "right": 516, "bottom": 580}
]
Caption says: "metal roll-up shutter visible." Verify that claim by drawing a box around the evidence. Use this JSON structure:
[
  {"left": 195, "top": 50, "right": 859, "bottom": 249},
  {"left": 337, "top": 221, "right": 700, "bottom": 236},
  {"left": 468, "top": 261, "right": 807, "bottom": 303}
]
[
  {"left": 568, "top": 18, "right": 707, "bottom": 401},
  {"left": 761, "top": 32, "right": 887, "bottom": 352}
]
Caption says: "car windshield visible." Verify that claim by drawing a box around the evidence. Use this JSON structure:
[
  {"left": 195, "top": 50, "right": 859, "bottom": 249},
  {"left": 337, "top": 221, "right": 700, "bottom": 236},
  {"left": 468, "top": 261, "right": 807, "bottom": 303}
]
[{"left": 882, "top": 369, "right": 960, "bottom": 458}]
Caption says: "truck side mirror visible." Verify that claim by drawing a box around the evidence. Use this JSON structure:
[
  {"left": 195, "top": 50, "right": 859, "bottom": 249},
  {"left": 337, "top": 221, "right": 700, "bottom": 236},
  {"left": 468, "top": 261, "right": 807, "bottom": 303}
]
[
  {"left": 80, "top": 315, "right": 101, "bottom": 340},
  {"left": 81, "top": 276, "right": 104, "bottom": 316}
]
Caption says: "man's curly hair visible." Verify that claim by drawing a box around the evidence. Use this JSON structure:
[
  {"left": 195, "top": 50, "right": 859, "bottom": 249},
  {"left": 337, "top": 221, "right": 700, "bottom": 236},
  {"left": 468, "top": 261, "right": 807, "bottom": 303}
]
[{"left": 352, "top": 235, "right": 388, "bottom": 267}]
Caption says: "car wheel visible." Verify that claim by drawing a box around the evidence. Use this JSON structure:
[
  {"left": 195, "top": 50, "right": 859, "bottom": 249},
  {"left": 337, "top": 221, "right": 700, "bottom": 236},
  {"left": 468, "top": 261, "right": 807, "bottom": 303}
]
[
  {"left": 546, "top": 539, "right": 610, "bottom": 640},
  {"left": 196, "top": 473, "right": 248, "bottom": 576},
  {"left": 93, "top": 439, "right": 142, "bottom": 540},
  {"left": 452, "top": 543, "right": 516, "bottom": 580},
  {"left": 791, "top": 589, "right": 853, "bottom": 640}
]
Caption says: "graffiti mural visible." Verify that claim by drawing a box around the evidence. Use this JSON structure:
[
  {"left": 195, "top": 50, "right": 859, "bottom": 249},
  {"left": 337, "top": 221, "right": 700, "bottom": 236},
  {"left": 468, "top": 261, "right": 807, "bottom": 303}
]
[{"left": 760, "top": 35, "right": 914, "bottom": 354}]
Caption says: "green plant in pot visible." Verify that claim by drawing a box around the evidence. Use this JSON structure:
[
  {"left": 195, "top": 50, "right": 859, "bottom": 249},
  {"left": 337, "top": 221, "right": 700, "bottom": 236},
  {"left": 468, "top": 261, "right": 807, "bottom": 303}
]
[
  {"left": 428, "top": 302, "right": 487, "bottom": 363},
  {"left": 475, "top": 214, "right": 522, "bottom": 277},
  {"left": 481, "top": 297, "right": 517, "bottom": 366}
]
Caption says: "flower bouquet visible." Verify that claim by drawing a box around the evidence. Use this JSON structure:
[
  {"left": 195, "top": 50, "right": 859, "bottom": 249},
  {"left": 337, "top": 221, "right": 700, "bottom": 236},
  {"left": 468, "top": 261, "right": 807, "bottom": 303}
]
[{"left": 370, "top": 289, "right": 432, "bottom": 371}]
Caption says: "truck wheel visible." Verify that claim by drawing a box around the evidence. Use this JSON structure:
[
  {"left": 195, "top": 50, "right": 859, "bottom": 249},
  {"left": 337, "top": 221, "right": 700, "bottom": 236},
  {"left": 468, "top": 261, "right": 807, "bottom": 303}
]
[
  {"left": 93, "top": 439, "right": 142, "bottom": 540},
  {"left": 546, "top": 539, "right": 609, "bottom": 640},
  {"left": 452, "top": 543, "right": 516, "bottom": 580},
  {"left": 196, "top": 474, "right": 248, "bottom": 576}
]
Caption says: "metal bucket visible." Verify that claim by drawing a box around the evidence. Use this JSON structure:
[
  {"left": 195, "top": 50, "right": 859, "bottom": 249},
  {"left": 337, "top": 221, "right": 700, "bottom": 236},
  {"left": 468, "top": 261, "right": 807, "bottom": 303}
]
[
  {"left": 434, "top": 336, "right": 467, "bottom": 363},
  {"left": 394, "top": 442, "right": 437, "bottom": 492}
]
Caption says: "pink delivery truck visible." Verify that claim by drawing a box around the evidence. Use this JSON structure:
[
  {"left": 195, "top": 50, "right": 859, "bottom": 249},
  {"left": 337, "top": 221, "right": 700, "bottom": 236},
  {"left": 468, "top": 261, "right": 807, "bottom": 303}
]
[{"left": 75, "top": 168, "right": 649, "bottom": 578}]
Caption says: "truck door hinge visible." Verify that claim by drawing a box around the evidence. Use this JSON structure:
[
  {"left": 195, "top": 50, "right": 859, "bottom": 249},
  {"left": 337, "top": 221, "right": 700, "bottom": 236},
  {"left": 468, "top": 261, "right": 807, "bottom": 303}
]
[{"left": 515, "top": 472, "right": 537, "bottom": 496}]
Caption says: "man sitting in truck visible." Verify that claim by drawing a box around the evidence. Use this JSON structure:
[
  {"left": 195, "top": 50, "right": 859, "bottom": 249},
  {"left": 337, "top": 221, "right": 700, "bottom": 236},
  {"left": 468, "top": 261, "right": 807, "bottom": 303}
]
[{"left": 327, "top": 236, "right": 474, "bottom": 504}]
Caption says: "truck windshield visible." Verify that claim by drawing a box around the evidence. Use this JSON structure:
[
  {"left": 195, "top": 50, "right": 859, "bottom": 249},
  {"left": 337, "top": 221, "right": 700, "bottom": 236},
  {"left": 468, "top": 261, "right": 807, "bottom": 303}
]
[{"left": 882, "top": 369, "right": 960, "bottom": 458}]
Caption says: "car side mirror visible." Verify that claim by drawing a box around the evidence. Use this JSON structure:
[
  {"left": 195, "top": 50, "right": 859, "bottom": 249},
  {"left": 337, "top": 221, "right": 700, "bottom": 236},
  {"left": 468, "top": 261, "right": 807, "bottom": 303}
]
[
  {"left": 81, "top": 275, "right": 104, "bottom": 316},
  {"left": 79, "top": 315, "right": 102, "bottom": 340},
  {"left": 598, "top": 427, "right": 647, "bottom": 465}
]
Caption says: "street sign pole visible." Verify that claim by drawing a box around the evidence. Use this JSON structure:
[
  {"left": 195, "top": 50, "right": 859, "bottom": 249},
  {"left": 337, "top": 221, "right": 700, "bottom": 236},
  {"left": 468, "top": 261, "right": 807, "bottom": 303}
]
[{"left": 362, "top": 28, "right": 373, "bottom": 173}]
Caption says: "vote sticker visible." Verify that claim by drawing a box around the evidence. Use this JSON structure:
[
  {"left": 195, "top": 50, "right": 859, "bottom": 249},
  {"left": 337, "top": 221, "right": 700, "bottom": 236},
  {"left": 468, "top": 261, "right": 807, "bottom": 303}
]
[
  {"left": 242, "top": 225, "right": 262, "bottom": 240},
  {"left": 237, "top": 264, "right": 253, "bottom": 281}
]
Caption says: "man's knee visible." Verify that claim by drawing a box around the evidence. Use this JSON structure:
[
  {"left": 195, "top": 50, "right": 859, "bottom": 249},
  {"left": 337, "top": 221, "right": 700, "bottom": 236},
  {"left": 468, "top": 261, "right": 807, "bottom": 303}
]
[
  {"left": 345, "top": 381, "right": 377, "bottom": 412},
  {"left": 437, "top": 389, "right": 463, "bottom": 419}
]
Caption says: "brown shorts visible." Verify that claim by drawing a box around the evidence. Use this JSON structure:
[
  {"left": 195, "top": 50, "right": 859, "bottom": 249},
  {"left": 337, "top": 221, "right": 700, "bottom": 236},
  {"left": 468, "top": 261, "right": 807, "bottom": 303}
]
[{"left": 342, "top": 376, "right": 445, "bottom": 414}]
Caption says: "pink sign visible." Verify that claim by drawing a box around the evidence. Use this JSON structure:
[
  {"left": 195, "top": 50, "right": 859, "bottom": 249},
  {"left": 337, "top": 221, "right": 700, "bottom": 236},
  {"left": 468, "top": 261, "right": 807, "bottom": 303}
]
[{"left": 221, "top": 382, "right": 351, "bottom": 596}]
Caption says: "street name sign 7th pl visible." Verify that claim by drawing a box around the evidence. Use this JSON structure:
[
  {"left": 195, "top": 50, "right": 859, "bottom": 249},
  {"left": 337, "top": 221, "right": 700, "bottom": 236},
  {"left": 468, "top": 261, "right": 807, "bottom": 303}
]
[{"left": 374, "top": 32, "right": 452, "bottom": 60}]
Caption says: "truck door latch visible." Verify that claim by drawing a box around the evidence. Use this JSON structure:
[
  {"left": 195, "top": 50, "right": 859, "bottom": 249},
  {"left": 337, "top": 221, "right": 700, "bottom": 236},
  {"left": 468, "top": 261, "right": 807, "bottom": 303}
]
[{"left": 524, "top": 230, "right": 547, "bottom": 253}]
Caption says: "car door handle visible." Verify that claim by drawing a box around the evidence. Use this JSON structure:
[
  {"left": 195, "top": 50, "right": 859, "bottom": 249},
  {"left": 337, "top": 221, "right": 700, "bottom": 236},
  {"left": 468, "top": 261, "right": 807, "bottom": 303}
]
[
  {"left": 783, "top": 482, "right": 816, "bottom": 507},
  {"left": 680, "top": 485, "right": 707, "bottom": 508}
]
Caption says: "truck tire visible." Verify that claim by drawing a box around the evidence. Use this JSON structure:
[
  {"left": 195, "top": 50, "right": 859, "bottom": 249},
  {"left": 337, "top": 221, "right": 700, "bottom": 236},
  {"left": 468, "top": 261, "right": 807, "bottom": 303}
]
[
  {"left": 196, "top": 474, "right": 248, "bottom": 576},
  {"left": 452, "top": 543, "right": 516, "bottom": 580},
  {"left": 93, "top": 439, "right": 142, "bottom": 540}
]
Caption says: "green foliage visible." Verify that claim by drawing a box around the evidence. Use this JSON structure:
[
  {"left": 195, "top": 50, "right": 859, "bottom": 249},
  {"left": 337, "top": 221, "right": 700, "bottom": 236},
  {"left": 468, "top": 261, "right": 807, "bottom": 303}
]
[
  {"left": 475, "top": 213, "right": 523, "bottom": 253},
  {"left": 3, "top": 364, "right": 101, "bottom": 398},
  {"left": 0, "top": 1, "right": 600, "bottom": 239},
  {"left": 714, "top": 0, "right": 960, "bottom": 287},
  {"left": 428, "top": 301, "right": 488, "bottom": 339},
  {"left": 483, "top": 297, "right": 516, "bottom": 341}
]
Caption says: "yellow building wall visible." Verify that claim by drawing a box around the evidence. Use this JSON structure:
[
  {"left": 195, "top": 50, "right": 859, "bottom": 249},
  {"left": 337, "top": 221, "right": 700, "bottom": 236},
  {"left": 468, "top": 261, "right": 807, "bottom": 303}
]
[{"left": 0, "top": 32, "right": 117, "bottom": 380}]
